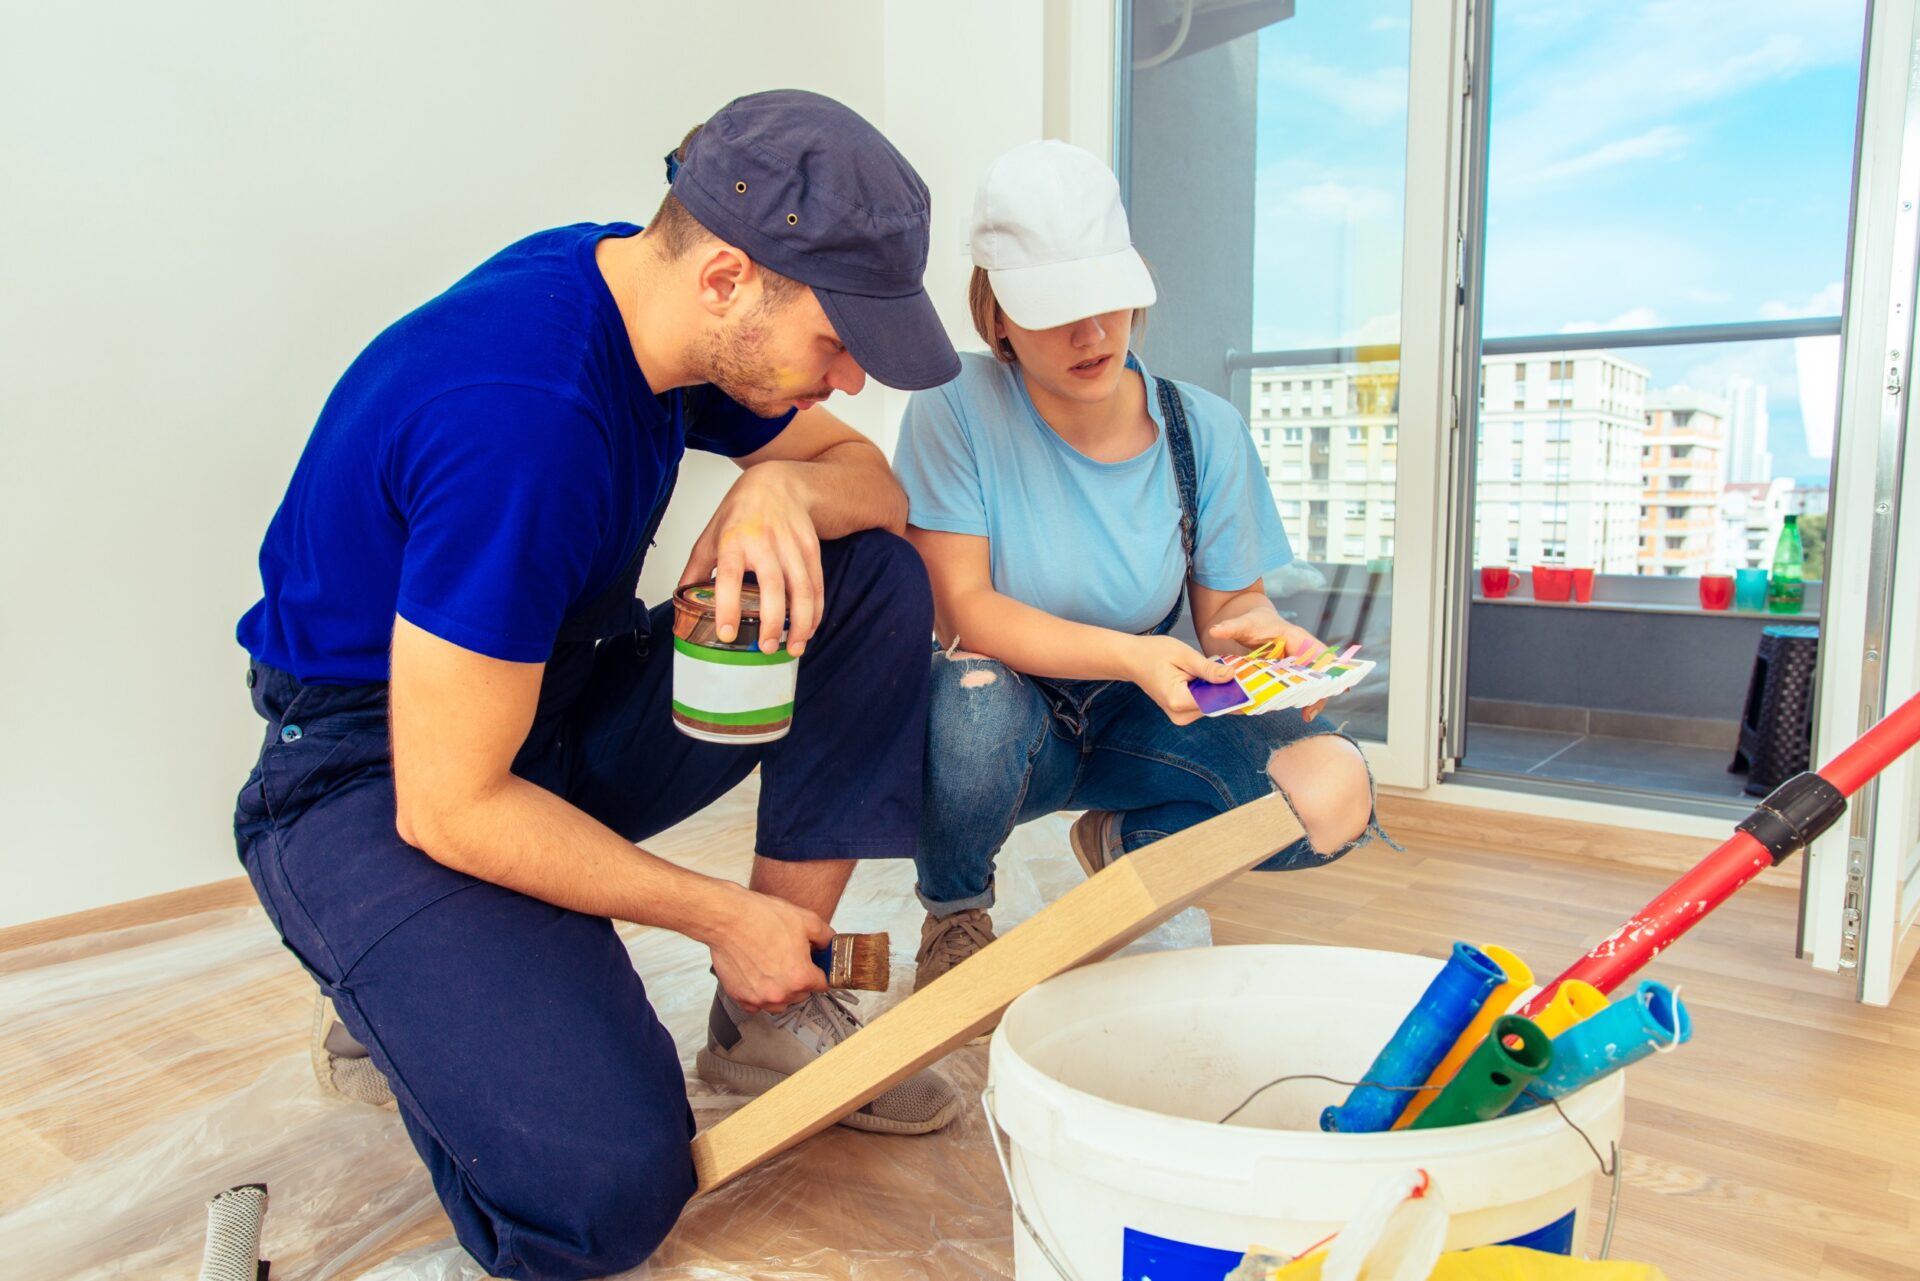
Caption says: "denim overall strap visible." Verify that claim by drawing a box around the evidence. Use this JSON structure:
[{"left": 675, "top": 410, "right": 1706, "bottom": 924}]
[
  {"left": 1150, "top": 374, "right": 1201, "bottom": 638},
  {"left": 1030, "top": 372, "right": 1207, "bottom": 740}
]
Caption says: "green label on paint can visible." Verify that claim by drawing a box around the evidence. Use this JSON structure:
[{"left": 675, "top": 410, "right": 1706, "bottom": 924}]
[{"left": 670, "top": 635, "right": 798, "bottom": 742}]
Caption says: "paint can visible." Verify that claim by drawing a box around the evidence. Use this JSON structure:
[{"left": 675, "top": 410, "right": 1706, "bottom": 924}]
[{"left": 671, "top": 581, "right": 797, "bottom": 744}]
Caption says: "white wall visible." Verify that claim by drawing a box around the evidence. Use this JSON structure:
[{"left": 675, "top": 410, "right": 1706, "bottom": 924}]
[{"left": 1, "top": 0, "right": 1090, "bottom": 927}]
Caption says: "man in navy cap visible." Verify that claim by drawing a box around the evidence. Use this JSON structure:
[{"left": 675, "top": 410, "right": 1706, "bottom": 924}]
[{"left": 233, "top": 91, "right": 960, "bottom": 1278}]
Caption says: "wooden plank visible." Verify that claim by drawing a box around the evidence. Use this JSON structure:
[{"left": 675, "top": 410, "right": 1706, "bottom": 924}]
[
  {"left": 0, "top": 877, "right": 254, "bottom": 956},
  {"left": 689, "top": 790, "right": 1306, "bottom": 1194}
]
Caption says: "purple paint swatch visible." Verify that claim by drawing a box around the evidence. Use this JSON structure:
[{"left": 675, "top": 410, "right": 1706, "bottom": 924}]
[{"left": 1189, "top": 678, "right": 1252, "bottom": 715}]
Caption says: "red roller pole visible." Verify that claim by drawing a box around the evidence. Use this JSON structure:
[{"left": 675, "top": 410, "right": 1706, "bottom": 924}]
[{"left": 1517, "top": 689, "right": 1920, "bottom": 1019}]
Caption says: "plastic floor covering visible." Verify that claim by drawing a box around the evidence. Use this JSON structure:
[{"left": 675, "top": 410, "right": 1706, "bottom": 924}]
[{"left": 1, "top": 776, "right": 1209, "bottom": 1279}]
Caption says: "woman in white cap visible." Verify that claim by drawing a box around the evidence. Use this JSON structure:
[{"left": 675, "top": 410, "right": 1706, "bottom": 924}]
[{"left": 895, "top": 140, "right": 1389, "bottom": 989}]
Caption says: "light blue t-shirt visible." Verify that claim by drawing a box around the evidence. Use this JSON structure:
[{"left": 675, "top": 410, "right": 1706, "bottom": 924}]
[{"left": 894, "top": 351, "right": 1293, "bottom": 635}]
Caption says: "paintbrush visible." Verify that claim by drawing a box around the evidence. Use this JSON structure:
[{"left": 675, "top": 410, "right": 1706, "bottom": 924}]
[{"left": 813, "top": 933, "right": 890, "bottom": 991}]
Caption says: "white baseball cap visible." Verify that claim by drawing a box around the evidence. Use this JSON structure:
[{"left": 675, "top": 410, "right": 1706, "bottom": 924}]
[{"left": 970, "top": 140, "right": 1157, "bottom": 331}]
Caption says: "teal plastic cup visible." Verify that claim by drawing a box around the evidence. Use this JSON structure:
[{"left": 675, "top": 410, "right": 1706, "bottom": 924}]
[{"left": 1734, "top": 567, "right": 1768, "bottom": 611}]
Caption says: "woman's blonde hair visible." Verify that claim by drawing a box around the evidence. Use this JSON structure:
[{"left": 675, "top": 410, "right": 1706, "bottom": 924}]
[{"left": 967, "top": 267, "right": 1150, "bottom": 363}]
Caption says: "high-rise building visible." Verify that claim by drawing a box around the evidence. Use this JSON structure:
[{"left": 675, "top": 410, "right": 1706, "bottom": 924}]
[
  {"left": 1720, "top": 479, "right": 1796, "bottom": 570},
  {"left": 1789, "top": 485, "right": 1830, "bottom": 519},
  {"left": 1473, "top": 353, "right": 1648, "bottom": 572},
  {"left": 1640, "top": 389, "right": 1727, "bottom": 577},
  {"left": 1249, "top": 354, "right": 1646, "bottom": 571},
  {"left": 1248, "top": 364, "right": 1400, "bottom": 566},
  {"left": 1723, "top": 378, "right": 1773, "bottom": 485}
]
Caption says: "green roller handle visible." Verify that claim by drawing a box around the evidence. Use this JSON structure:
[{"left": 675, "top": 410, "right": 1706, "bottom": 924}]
[{"left": 1410, "top": 1015, "right": 1553, "bottom": 1130}]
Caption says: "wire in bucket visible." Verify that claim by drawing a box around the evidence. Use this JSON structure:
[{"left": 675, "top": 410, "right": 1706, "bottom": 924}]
[{"left": 1215, "top": 1073, "right": 1618, "bottom": 1180}]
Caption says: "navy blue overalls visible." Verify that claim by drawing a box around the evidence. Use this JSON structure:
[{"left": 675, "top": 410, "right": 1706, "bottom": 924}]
[{"left": 234, "top": 462, "right": 932, "bottom": 1278}]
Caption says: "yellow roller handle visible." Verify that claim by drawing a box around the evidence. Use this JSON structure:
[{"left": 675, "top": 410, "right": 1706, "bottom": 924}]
[
  {"left": 1529, "top": 979, "right": 1609, "bottom": 1039},
  {"left": 1393, "top": 944, "right": 1532, "bottom": 1130}
]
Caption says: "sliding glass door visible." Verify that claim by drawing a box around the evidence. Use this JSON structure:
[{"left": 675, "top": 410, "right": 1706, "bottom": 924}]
[
  {"left": 1446, "top": 0, "right": 1867, "bottom": 812},
  {"left": 1118, "top": 0, "right": 1471, "bottom": 786}
]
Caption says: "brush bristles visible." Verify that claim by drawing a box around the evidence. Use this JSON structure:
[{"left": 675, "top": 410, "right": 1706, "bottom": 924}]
[{"left": 826, "top": 933, "right": 891, "bottom": 991}]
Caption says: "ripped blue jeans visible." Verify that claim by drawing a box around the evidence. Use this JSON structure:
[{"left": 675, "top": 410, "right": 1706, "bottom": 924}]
[{"left": 914, "top": 650, "right": 1392, "bottom": 916}]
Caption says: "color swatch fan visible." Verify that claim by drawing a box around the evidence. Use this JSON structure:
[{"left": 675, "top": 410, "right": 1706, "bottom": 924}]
[{"left": 1189, "top": 642, "right": 1373, "bottom": 717}]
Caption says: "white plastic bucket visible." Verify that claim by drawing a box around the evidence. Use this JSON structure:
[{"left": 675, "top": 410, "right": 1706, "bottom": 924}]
[{"left": 985, "top": 945, "right": 1625, "bottom": 1280}]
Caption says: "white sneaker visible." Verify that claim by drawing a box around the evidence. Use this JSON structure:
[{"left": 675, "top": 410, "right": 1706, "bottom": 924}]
[{"left": 309, "top": 992, "right": 395, "bottom": 1109}]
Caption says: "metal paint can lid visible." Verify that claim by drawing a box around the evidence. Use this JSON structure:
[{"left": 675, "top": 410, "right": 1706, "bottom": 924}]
[{"left": 673, "top": 580, "right": 776, "bottom": 651}]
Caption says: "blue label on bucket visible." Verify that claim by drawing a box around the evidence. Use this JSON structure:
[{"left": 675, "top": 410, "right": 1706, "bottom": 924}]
[
  {"left": 1119, "top": 1210, "right": 1576, "bottom": 1278},
  {"left": 1501, "top": 1210, "right": 1576, "bottom": 1255},
  {"left": 1120, "top": 1228, "right": 1243, "bottom": 1280}
]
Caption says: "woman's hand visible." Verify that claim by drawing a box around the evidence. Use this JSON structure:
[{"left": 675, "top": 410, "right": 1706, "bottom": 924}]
[
  {"left": 1208, "top": 609, "right": 1335, "bottom": 722},
  {"left": 1125, "top": 635, "right": 1233, "bottom": 725}
]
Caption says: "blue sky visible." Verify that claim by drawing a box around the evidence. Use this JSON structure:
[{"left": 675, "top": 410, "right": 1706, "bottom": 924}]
[{"left": 1251, "top": 0, "right": 1868, "bottom": 483}]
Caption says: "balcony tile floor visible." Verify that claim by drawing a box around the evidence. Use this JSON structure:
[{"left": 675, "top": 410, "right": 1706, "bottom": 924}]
[{"left": 1461, "top": 722, "right": 1754, "bottom": 801}]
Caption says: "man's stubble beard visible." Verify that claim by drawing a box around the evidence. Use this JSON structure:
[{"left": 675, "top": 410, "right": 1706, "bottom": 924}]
[{"left": 700, "top": 299, "right": 827, "bottom": 418}]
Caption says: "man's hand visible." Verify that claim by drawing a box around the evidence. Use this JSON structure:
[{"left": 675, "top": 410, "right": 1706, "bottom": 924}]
[
  {"left": 703, "top": 882, "right": 835, "bottom": 1013},
  {"left": 681, "top": 462, "right": 824, "bottom": 656},
  {"left": 1125, "top": 635, "right": 1232, "bottom": 725},
  {"left": 1208, "top": 608, "right": 1334, "bottom": 722}
]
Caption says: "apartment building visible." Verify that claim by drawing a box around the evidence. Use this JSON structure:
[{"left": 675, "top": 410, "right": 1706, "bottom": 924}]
[{"left": 1640, "top": 388, "right": 1728, "bottom": 577}]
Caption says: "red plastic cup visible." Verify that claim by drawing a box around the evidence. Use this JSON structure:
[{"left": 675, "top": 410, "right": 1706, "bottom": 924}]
[
  {"left": 1480, "top": 566, "right": 1514, "bottom": 598},
  {"left": 1700, "top": 574, "right": 1734, "bottom": 611},
  {"left": 1571, "top": 567, "right": 1595, "bottom": 603},
  {"left": 1532, "top": 565, "right": 1573, "bottom": 602}
]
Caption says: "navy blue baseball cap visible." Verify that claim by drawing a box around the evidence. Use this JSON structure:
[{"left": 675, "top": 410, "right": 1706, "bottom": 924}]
[{"left": 667, "top": 90, "right": 960, "bottom": 391}]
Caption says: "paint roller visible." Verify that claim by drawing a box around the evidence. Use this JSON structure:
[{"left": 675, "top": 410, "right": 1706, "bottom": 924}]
[
  {"left": 198, "top": 1183, "right": 269, "bottom": 1281},
  {"left": 1507, "top": 980, "right": 1692, "bottom": 1114},
  {"left": 1410, "top": 1013, "right": 1553, "bottom": 1128},
  {"left": 1321, "top": 941, "right": 1506, "bottom": 1133},
  {"left": 1393, "top": 944, "right": 1531, "bottom": 1129}
]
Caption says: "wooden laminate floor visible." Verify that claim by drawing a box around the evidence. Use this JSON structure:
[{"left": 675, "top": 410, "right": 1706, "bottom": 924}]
[{"left": 2, "top": 785, "right": 1915, "bottom": 1279}]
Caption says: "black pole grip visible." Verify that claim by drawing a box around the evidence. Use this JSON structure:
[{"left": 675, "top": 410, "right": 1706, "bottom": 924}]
[{"left": 1736, "top": 772, "right": 1848, "bottom": 865}]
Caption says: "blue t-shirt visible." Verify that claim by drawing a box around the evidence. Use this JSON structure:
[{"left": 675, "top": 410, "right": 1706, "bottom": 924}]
[
  {"left": 893, "top": 352, "right": 1292, "bottom": 635},
  {"left": 238, "top": 223, "right": 792, "bottom": 684}
]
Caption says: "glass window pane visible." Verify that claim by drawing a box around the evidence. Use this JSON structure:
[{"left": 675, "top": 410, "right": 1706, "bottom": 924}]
[
  {"left": 1482, "top": 2, "right": 1868, "bottom": 333},
  {"left": 1462, "top": 2, "right": 1862, "bottom": 804},
  {"left": 1126, "top": 0, "right": 1411, "bottom": 744},
  {"left": 1472, "top": 340, "right": 1837, "bottom": 577}
]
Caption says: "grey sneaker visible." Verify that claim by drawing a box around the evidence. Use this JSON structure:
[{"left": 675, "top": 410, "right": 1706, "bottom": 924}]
[
  {"left": 914, "top": 908, "right": 996, "bottom": 993},
  {"left": 310, "top": 992, "right": 396, "bottom": 1109},
  {"left": 696, "top": 987, "right": 960, "bottom": 1135},
  {"left": 1069, "top": 809, "right": 1123, "bottom": 879}
]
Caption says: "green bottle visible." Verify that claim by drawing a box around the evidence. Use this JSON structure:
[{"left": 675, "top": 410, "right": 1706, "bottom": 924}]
[{"left": 1768, "top": 515, "right": 1805, "bottom": 615}]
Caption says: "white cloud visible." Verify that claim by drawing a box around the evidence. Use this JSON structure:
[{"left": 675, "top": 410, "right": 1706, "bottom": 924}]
[
  {"left": 1490, "top": 2, "right": 1864, "bottom": 193},
  {"left": 1290, "top": 181, "right": 1396, "bottom": 221},
  {"left": 1369, "top": 16, "right": 1410, "bottom": 32},
  {"left": 1680, "top": 287, "right": 1733, "bottom": 305},
  {"left": 1341, "top": 311, "right": 1402, "bottom": 346},
  {"left": 1755, "top": 285, "right": 1843, "bottom": 452},
  {"left": 1520, "top": 125, "right": 1689, "bottom": 188},
  {"left": 1794, "top": 336, "right": 1841, "bottom": 458},
  {"left": 1261, "top": 51, "right": 1408, "bottom": 128},
  {"left": 1559, "top": 307, "right": 1662, "bottom": 333},
  {"left": 1759, "top": 281, "right": 1846, "bottom": 319}
]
